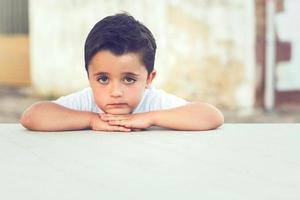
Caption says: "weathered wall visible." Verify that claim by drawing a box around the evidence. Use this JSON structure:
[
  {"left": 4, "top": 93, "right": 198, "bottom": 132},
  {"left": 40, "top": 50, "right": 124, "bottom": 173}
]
[
  {"left": 276, "top": 0, "right": 300, "bottom": 91},
  {"left": 29, "top": 0, "right": 255, "bottom": 108},
  {"left": 160, "top": 0, "right": 255, "bottom": 108},
  {"left": 29, "top": 0, "right": 165, "bottom": 96}
]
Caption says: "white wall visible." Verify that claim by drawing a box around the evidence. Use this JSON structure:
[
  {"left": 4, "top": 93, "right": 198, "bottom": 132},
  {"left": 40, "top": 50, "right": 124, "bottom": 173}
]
[
  {"left": 29, "top": 0, "right": 166, "bottom": 96},
  {"left": 159, "top": 0, "right": 255, "bottom": 109},
  {"left": 29, "top": 0, "right": 255, "bottom": 109}
]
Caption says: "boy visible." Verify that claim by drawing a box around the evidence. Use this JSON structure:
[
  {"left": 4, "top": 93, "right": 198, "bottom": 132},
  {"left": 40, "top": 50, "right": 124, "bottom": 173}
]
[{"left": 20, "top": 13, "right": 224, "bottom": 132}]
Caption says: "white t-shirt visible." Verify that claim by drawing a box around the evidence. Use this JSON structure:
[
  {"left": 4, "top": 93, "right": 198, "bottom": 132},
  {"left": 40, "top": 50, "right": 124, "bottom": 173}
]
[{"left": 52, "top": 86, "right": 188, "bottom": 113}]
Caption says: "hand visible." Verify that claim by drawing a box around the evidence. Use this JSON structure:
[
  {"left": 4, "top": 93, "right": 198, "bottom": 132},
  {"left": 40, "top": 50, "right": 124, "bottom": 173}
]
[
  {"left": 89, "top": 113, "right": 131, "bottom": 132},
  {"left": 100, "top": 112, "right": 154, "bottom": 130}
]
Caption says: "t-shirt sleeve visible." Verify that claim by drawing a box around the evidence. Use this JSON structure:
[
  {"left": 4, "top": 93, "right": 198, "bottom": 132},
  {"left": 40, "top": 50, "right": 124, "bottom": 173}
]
[{"left": 52, "top": 88, "right": 94, "bottom": 112}]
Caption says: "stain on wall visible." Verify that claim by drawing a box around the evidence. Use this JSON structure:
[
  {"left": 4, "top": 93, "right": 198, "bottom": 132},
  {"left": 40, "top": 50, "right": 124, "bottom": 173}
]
[{"left": 161, "top": 2, "right": 250, "bottom": 108}]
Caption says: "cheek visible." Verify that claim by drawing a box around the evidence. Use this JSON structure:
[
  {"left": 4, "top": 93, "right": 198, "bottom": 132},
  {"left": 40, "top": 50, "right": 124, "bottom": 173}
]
[
  {"left": 91, "top": 87, "right": 108, "bottom": 107},
  {"left": 125, "top": 85, "right": 145, "bottom": 104}
]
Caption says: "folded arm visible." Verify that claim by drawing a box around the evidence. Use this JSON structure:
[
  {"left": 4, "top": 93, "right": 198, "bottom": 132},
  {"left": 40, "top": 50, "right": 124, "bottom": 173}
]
[
  {"left": 20, "top": 101, "right": 130, "bottom": 132},
  {"left": 102, "top": 102, "right": 224, "bottom": 131}
]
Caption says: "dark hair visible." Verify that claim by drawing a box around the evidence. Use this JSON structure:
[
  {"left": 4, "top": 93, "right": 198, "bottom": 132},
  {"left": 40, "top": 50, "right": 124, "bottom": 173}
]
[{"left": 84, "top": 13, "right": 156, "bottom": 75}]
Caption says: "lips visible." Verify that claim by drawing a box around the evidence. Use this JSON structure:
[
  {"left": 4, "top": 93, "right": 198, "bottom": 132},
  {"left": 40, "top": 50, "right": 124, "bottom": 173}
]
[{"left": 106, "top": 103, "right": 128, "bottom": 108}]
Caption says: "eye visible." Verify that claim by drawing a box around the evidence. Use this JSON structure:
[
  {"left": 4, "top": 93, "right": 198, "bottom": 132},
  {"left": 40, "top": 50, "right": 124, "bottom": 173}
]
[
  {"left": 123, "top": 76, "right": 136, "bottom": 84},
  {"left": 97, "top": 75, "right": 109, "bottom": 84}
]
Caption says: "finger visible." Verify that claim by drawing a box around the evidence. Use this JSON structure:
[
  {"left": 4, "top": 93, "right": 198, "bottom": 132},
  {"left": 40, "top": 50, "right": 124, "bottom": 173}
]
[
  {"left": 109, "top": 125, "right": 131, "bottom": 132},
  {"left": 101, "top": 115, "right": 112, "bottom": 121},
  {"left": 113, "top": 121, "right": 134, "bottom": 129},
  {"left": 106, "top": 113, "right": 130, "bottom": 118},
  {"left": 99, "top": 114, "right": 109, "bottom": 122},
  {"left": 99, "top": 113, "right": 109, "bottom": 121},
  {"left": 101, "top": 115, "right": 127, "bottom": 121},
  {"left": 100, "top": 115, "right": 111, "bottom": 122},
  {"left": 102, "top": 121, "right": 130, "bottom": 132},
  {"left": 102, "top": 113, "right": 123, "bottom": 117},
  {"left": 108, "top": 119, "right": 127, "bottom": 126}
]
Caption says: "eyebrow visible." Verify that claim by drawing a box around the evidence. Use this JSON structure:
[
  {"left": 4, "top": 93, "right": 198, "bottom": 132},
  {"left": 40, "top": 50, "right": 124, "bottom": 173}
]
[
  {"left": 122, "top": 72, "right": 140, "bottom": 77},
  {"left": 93, "top": 72, "right": 108, "bottom": 77},
  {"left": 93, "top": 72, "right": 140, "bottom": 77}
]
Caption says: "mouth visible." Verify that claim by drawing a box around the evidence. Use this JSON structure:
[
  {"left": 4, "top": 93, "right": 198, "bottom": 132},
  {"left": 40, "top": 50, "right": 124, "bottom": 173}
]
[{"left": 106, "top": 103, "right": 128, "bottom": 108}]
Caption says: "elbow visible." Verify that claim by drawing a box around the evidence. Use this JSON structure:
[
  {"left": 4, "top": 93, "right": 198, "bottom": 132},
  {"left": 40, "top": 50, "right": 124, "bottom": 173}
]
[
  {"left": 202, "top": 104, "right": 224, "bottom": 130},
  {"left": 199, "top": 113, "right": 224, "bottom": 131},
  {"left": 20, "top": 102, "right": 44, "bottom": 130},
  {"left": 20, "top": 108, "right": 35, "bottom": 130},
  {"left": 188, "top": 102, "right": 224, "bottom": 131},
  {"left": 213, "top": 110, "right": 224, "bottom": 129}
]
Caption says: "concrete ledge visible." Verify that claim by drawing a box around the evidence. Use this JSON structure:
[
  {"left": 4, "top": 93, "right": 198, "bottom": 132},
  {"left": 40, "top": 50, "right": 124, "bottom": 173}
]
[{"left": 0, "top": 123, "right": 299, "bottom": 199}]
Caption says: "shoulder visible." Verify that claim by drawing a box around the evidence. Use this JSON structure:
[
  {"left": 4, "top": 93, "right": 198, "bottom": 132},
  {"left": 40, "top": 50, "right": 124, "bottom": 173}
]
[
  {"left": 133, "top": 86, "right": 188, "bottom": 113},
  {"left": 54, "top": 87, "right": 93, "bottom": 103},
  {"left": 52, "top": 87, "right": 100, "bottom": 112}
]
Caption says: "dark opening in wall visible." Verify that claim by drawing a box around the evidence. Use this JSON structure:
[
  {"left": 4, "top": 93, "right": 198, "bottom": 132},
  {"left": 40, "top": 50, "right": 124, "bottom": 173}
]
[{"left": 0, "top": 0, "right": 28, "bottom": 34}]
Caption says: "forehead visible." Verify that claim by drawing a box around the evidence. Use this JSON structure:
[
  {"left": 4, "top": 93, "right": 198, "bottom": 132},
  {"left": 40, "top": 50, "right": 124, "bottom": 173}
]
[{"left": 89, "top": 50, "right": 147, "bottom": 75}]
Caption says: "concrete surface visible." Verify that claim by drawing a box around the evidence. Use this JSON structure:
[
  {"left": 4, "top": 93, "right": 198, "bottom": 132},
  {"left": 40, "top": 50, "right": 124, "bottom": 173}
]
[{"left": 0, "top": 123, "right": 299, "bottom": 200}]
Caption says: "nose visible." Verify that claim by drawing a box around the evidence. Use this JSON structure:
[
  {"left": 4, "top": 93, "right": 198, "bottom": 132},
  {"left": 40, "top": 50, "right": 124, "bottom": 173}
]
[{"left": 110, "top": 81, "right": 123, "bottom": 97}]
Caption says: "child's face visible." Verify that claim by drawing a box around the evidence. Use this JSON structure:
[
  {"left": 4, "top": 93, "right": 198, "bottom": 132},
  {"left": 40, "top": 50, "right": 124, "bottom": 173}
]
[{"left": 88, "top": 50, "right": 156, "bottom": 114}]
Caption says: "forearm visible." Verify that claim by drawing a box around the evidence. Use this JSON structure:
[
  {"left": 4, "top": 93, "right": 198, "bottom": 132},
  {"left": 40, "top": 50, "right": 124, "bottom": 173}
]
[
  {"left": 151, "top": 102, "right": 224, "bottom": 131},
  {"left": 20, "top": 101, "right": 96, "bottom": 131}
]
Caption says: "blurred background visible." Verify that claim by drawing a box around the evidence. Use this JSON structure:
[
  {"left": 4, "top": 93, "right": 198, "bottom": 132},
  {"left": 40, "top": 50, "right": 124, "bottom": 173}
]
[{"left": 0, "top": 0, "right": 299, "bottom": 123}]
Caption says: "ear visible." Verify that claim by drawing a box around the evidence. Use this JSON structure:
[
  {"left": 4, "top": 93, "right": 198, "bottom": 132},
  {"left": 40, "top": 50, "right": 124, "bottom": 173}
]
[{"left": 146, "top": 70, "right": 156, "bottom": 88}]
